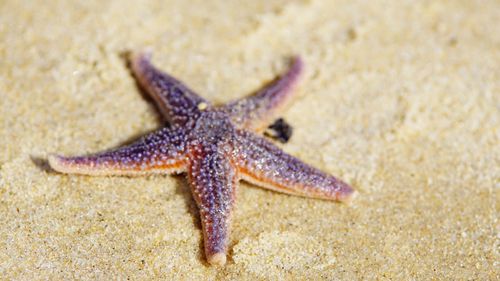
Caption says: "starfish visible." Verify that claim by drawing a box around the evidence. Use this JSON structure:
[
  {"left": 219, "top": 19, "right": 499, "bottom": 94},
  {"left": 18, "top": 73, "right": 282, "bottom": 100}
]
[{"left": 48, "top": 52, "right": 357, "bottom": 266}]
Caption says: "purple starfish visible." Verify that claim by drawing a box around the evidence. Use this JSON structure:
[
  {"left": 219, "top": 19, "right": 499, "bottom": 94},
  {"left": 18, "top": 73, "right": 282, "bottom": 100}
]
[{"left": 49, "top": 52, "right": 356, "bottom": 266}]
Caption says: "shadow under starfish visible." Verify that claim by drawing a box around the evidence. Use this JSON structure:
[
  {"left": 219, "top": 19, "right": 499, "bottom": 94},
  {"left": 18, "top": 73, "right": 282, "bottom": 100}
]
[{"left": 48, "top": 51, "right": 357, "bottom": 266}]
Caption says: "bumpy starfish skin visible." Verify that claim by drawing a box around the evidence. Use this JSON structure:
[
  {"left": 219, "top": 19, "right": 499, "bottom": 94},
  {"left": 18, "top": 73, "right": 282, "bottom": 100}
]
[{"left": 49, "top": 52, "right": 356, "bottom": 266}]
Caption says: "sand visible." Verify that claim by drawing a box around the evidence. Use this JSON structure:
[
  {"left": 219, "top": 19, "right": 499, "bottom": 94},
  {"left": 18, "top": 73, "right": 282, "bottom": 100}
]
[{"left": 0, "top": 0, "right": 498, "bottom": 279}]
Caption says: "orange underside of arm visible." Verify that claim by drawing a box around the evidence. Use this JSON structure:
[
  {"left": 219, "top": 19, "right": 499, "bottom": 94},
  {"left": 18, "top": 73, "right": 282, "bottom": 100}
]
[{"left": 237, "top": 167, "right": 298, "bottom": 194}]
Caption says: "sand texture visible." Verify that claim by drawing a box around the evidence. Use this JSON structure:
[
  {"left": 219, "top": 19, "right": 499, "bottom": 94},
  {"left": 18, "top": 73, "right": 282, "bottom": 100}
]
[{"left": 1, "top": 0, "right": 499, "bottom": 280}]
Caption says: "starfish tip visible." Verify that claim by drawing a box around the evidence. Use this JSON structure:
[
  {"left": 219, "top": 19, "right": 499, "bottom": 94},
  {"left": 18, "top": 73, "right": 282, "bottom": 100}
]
[
  {"left": 130, "top": 49, "right": 153, "bottom": 67},
  {"left": 48, "top": 154, "right": 74, "bottom": 174},
  {"left": 207, "top": 252, "right": 227, "bottom": 266},
  {"left": 342, "top": 189, "right": 358, "bottom": 205},
  {"left": 47, "top": 154, "right": 63, "bottom": 170}
]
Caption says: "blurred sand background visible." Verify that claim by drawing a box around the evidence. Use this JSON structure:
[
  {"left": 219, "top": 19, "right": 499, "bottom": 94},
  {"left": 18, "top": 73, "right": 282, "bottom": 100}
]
[{"left": 0, "top": 0, "right": 498, "bottom": 279}]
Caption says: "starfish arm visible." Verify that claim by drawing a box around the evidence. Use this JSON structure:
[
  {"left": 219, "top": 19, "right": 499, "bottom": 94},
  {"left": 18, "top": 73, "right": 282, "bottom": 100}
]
[
  {"left": 235, "top": 130, "right": 356, "bottom": 202},
  {"left": 130, "top": 52, "right": 209, "bottom": 125},
  {"left": 48, "top": 127, "right": 188, "bottom": 176},
  {"left": 187, "top": 146, "right": 237, "bottom": 266},
  {"left": 224, "top": 56, "right": 304, "bottom": 131}
]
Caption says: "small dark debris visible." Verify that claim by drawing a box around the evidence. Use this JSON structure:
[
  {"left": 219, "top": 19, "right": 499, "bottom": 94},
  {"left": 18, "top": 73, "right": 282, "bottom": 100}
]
[
  {"left": 347, "top": 27, "right": 357, "bottom": 41},
  {"left": 265, "top": 118, "right": 293, "bottom": 143},
  {"left": 448, "top": 37, "right": 458, "bottom": 47}
]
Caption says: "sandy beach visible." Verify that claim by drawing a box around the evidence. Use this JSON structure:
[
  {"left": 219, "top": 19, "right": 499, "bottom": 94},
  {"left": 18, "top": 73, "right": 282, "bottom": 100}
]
[{"left": 0, "top": 0, "right": 498, "bottom": 279}]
